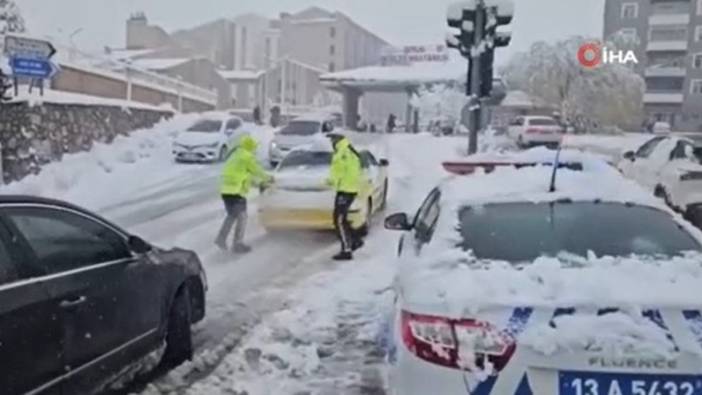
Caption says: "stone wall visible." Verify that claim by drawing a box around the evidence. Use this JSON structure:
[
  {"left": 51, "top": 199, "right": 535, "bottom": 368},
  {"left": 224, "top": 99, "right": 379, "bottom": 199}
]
[{"left": 0, "top": 101, "right": 173, "bottom": 183}]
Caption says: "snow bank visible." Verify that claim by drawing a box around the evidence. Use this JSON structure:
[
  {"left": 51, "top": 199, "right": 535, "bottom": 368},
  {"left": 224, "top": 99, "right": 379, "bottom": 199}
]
[
  {"left": 0, "top": 113, "right": 273, "bottom": 211},
  {"left": 153, "top": 233, "right": 397, "bottom": 395},
  {"left": 10, "top": 89, "right": 175, "bottom": 113},
  {"left": 562, "top": 133, "right": 652, "bottom": 161}
]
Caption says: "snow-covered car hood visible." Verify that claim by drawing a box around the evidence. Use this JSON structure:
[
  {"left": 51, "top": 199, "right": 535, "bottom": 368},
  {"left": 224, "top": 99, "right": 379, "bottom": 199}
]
[
  {"left": 175, "top": 131, "right": 222, "bottom": 147},
  {"left": 274, "top": 166, "right": 330, "bottom": 190}
]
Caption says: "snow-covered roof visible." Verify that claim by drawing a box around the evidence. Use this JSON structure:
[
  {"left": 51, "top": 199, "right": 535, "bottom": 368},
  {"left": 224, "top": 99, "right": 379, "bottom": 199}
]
[
  {"left": 105, "top": 48, "right": 157, "bottom": 61},
  {"left": 129, "top": 57, "right": 193, "bottom": 71},
  {"left": 218, "top": 69, "right": 265, "bottom": 80},
  {"left": 320, "top": 59, "right": 465, "bottom": 87}
]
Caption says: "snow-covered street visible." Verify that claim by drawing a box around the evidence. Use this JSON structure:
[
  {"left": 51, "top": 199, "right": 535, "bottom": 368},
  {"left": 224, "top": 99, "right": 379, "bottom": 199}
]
[{"left": 0, "top": 113, "right": 470, "bottom": 394}]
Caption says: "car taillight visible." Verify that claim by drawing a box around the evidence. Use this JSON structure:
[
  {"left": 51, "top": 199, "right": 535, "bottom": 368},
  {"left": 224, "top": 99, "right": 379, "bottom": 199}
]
[
  {"left": 401, "top": 310, "right": 515, "bottom": 372},
  {"left": 526, "top": 128, "right": 540, "bottom": 134}
]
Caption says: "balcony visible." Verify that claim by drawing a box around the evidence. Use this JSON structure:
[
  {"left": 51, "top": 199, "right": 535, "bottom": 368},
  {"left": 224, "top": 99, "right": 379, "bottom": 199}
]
[
  {"left": 649, "top": 14, "right": 690, "bottom": 25},
  {"left": 644, "top": 66, "right": 687, "bottom": 77},
  {"left": 643, "top": 92, "right": 685, "bottom": 103},
  {"left": 646, "top": 41, "right": 688, "bottom": 51}
]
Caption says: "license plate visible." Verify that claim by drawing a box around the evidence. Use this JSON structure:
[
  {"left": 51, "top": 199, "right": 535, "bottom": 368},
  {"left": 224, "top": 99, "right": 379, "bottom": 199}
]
[
  {"left": 559, "top": 371, "right": 702, "bottom": 395},
  {"left": 183, "top": 153, "right": 199, "bottom": 160}
]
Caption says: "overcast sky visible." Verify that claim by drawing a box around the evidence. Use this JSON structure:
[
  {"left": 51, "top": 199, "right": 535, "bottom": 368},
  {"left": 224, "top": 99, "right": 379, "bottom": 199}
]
[{"left": 18, "top": 0, "right": 605, "bottom": 63}]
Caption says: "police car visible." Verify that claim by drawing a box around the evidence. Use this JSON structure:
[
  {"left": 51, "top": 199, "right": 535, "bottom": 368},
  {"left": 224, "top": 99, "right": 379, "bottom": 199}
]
[{"left": 383, "top": 148, "right": 702, "bottom": 395}]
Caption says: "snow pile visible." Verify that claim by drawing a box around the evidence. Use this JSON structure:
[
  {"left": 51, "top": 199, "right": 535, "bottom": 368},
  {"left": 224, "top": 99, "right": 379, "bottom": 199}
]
[
  {"left": 438, "top": 154, "right": 651, "bottom": 207},
  {"left": 521, "top": 312, "right": 677, "bottom": 358},
  {"left": 154, "top": 235, "right": 396, "bottom": 395},
  {"left": 0, "top": 0, "right": 25, "bottom": 35},
  {"left": 401, "top": 253, "right": 702, "bottom": 311},
  {"left": 0, "top": 112, "right": 274, "bottom": 211}
]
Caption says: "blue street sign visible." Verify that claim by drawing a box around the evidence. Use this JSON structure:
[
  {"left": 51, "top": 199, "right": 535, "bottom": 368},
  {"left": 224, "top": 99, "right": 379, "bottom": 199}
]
[{"left": 10, "top": 57, "right": 59, "bottom": 79}]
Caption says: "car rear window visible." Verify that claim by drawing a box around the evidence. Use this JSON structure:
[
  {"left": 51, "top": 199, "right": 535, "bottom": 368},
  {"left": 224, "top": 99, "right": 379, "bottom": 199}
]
[
  {"left": 456, "top": 202, "right": 701, "bottom": 262},
  {"left": 528, "top": 118, "right": 557, "bottom": 126},
  {"left": 279, "top": 151, "right": 332, "bottom": 169},
  {"left": 187, "top": 120, "right": 222, "bottom": 132},
  {"left": 280, "top": 121, "right": 320, "bottom": 136}
]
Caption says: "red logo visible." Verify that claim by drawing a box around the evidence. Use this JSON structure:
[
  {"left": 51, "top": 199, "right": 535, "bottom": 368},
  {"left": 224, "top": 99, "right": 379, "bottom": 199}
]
[{"left": 577, "top": 42, "right": 602, "bottom": 68}]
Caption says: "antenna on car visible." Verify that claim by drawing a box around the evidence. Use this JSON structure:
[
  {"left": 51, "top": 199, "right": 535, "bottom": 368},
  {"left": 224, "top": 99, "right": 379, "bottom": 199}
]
[{"left": 548, "top": 144, "right": 563, "bottom": 193}]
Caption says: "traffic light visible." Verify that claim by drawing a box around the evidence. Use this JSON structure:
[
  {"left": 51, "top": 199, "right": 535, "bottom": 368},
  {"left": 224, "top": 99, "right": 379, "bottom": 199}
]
[{"left": 479, "top": 49, "right": 494, "bottom": 98}]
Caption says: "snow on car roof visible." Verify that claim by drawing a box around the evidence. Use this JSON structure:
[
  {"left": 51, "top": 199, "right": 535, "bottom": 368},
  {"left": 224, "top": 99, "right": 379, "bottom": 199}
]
[{"left": 438, "top": 147, "right": 657, "bottom": 208}]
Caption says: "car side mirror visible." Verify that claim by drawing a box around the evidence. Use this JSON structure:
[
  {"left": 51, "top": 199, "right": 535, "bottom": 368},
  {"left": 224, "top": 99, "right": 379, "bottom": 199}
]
[
  {"left": 385, "top": 213, "right": 412, "bottom": 231},
  {"left": 623, "top": 151, "right": 636, "bottom": 161},
  {"left": 379, "top": 159, "right": 389, "bottom": 167},
  {"left": 128, "top": 235, "right": 152, "bottom": 254}
]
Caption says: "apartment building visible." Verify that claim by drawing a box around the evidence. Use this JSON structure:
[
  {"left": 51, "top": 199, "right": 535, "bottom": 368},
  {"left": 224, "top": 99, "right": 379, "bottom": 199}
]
[
  {"left": 278, "top": 7, "right": 389, "bottom": 72},
  {"left": 604, "top": 0, "right": 702, "bottom": 131}
]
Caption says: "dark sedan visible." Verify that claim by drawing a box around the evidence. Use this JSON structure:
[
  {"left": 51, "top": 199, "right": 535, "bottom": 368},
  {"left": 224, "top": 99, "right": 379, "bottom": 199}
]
[{"left": 0, "top": 195, "right": 207, "bottom": 395}]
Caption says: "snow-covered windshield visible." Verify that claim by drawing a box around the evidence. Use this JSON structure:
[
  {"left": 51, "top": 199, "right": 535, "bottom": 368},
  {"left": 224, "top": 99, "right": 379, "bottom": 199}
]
[
  {"left": 186, "top": 120, "right": 223, "bottom": 133},
  {"left": 456, "top": 202, "right": 701, "bottom": 262},
  {"left": 279, "top": 151, "right": 332, "bottom": 169},
  {"left": 279, "top": 121, "right": 321, "bottom": 136}
]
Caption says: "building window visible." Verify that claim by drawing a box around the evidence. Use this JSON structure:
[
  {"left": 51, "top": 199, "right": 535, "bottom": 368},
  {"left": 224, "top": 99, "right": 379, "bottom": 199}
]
[
  {"left": 620, "top": 28, "right": 638, "bottom": 41},
  {"left": 649, "top": 25, "right": 687, "bottom": 42},
  {"left": 698, "top": 0, "right": 702, "bottom": 15},
  {"left": 694, "top": 54, "right": 702, "bottom": 69},
  {"left": 329, "top": 62, "right": 335, "bottom": 72},
  {"left": 621, "top": 2, "right": 638, "bottom": 19},
  {"left": 330, "top": 27, "right": 336, "bottom": 38},
  {"left": 330, "top": 45, "right": 335, "bottom": 55},
  {"left": 691, "top": 80, "right": 702, "bottom": 95},
  {"left": 696, "top": 26, "right": 702, "bottom": 42}
]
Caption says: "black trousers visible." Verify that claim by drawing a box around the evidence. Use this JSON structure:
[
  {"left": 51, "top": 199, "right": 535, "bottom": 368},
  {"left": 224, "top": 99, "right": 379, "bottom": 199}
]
[
  {"left": 334, "top": 192, "right": 358, "bottom": 252},
  {"left": 216, "top": 195, "right": 247, "bottom": 246}
]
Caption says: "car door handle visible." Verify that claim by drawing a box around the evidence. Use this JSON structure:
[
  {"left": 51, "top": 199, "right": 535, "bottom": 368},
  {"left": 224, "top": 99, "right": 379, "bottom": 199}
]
[{"left": 60, "top": 296, "right": 87, "bottom": 309}]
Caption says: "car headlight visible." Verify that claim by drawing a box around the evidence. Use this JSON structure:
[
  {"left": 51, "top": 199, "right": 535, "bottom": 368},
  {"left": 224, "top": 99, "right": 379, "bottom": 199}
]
[
  {"left": 270, "top": 141, "right": 278, "bottom": 150},
  {"left": 204, "top": 142, "right": 219, "bottom": 149},
  {"left": 173, "top": 142, "right": 187, "bottom": 149}
]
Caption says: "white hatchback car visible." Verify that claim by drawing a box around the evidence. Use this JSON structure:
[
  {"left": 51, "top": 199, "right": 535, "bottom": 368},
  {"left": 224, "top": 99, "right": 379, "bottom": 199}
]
[
  {"left": 618, "top": 134, "right": 702, "bottom": 222},
  {"left": 382, "top": 149, "right": 702, "bottom": 395},
  {"left": 172, "top": 116, "right": 245, "bottom": 162},
  {"left": 507, "top": 116, "right": 563, "bottom": 148}
]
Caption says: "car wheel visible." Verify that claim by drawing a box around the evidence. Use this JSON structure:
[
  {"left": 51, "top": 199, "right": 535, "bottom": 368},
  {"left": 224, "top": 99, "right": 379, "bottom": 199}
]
[
  {"left": 517, "top": 135, "right": 525, "bottom": 148},
  {"left": 654, "top": 185, "right": 672, "bottom": 207},
  {"left": 218, "top": 146, "right": 228, "bottom": 162},
  {"left": 358, "top": 198, "right": 372, "bottom": 237},
  {"left": 269, "top": 161, "right": 278, "bottom": 169},
  {"left": 162, "top": 286, "right": 193, "bottom": 367}
]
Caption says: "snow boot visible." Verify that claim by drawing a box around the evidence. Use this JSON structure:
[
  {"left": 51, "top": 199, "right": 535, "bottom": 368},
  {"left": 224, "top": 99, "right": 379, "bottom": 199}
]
[
  {"left": 333, "top": 251, "right": 353, "bottom": 261},
  {"left": 351, "top": 239, "right": 365, "bottom": 251},
  {"left": 233, "top": 243, "right": 252, "bottom": 254},
  {"left": 214, "top": 239, "right": 227, "bottom": 251}
]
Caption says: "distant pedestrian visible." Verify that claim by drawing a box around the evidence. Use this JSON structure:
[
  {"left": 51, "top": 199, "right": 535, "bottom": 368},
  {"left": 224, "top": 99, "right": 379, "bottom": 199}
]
[
  {"left": 253, "top": 106, "right": 261, "bottom": 125},
  {"left": 215, "top": 134, "right": 273, "bottom": 254},
  {"left": 386, "top": 114, "right": 396, "bottom": 134}
]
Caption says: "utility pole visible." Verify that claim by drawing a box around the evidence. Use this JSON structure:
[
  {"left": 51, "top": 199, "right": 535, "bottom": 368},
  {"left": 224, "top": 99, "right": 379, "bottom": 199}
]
[{"left": 447, "top": 0, "right": 514, "bottom": 154}]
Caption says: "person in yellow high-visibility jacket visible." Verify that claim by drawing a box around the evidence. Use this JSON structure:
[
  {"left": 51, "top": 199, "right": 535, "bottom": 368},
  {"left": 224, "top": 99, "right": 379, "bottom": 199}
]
[
  {"left": 326, "top": 134, "right": 364, "bottom": 261},
  {"left": 215, "top": 134, "right": 272, "bottom": 253}
]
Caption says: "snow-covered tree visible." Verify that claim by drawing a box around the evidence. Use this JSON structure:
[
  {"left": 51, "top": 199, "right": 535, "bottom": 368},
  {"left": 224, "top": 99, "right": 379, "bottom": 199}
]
[
  {"left": 410, "top": 83, "right": 468, "bottom": 127},
  {"left": 499, "top": 36, "right": 644, "bottom": 132},
  {"left": 0, "top": 0, "right": 25, "bottom": 35}
]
